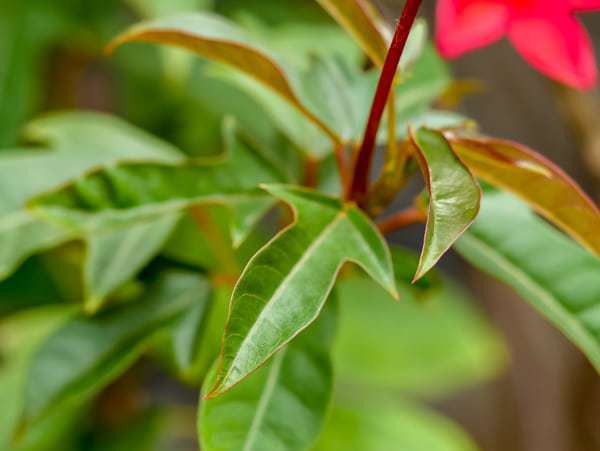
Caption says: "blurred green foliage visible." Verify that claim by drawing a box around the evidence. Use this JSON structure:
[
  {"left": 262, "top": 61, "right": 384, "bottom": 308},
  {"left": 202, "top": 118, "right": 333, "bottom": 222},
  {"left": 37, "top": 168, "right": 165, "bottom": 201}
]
[{"left": 0, "top": 1, "right": 506, "bottom": 450}]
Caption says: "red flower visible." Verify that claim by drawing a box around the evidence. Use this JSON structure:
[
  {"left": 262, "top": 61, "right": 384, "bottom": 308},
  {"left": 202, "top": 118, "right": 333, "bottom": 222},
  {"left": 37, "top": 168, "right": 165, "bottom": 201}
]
[{"left": 435, "top": 0, "right": 600, "bottom": 89}]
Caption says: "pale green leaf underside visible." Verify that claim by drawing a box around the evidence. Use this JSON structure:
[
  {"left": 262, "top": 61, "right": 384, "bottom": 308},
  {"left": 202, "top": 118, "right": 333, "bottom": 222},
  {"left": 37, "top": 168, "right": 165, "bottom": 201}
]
[
  {"left": 201, "top": 300, "right": 336, "bottom": 451},
  {"left": 208, "top": 185, "right": 396, "bottom": 397},
  {"left": 455, "top": 192, "right": 600, "bottom": 373},
  {"left": 413, "top": 128, "right": 481, "bottom": 280}
]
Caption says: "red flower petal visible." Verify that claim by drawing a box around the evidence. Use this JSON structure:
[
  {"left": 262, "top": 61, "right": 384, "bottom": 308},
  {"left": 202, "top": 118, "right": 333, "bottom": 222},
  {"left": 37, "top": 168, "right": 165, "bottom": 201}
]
[
  {"left": 508, "top": 14, "right": 598, "bottom": 89},
  {"left": 570, "top": 0, "right": 600, "bottom": 11},
  {"left": 436, "top": 0, "right": 509, "bottom": 58}
]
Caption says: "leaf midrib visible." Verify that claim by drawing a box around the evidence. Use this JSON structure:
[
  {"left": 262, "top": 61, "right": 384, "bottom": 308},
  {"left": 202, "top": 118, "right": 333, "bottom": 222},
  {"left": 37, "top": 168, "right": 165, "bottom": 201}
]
[
  {"left": 241, "top": 348, "right": 287, "bottom": 451},
  {"left": 224, "top": 210, "right": 347, "bottom": 384}
]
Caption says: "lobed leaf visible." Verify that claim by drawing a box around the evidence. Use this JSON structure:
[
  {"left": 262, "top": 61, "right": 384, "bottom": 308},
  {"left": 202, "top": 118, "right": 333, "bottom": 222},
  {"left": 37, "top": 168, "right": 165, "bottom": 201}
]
[
  {"left": 450, "top": 136, "right": 600, "bottom": 260},
  {"left": 23, "top": 271, "right": 207, "bottom": 422},
  {"left": 455, "top": 192, "right": 600, "bottom": 373},
  {"left": 207, "top": 184, "right": 396, "bottom": 397},
  {"left": 411, "top": 128, "right": 481, "bottom": 281},
  {"left": 108, "top": 12, "right": 343, "bottom": 147},
  {"left": 200, "top": 299, "right": 336, "bottom": 451}
]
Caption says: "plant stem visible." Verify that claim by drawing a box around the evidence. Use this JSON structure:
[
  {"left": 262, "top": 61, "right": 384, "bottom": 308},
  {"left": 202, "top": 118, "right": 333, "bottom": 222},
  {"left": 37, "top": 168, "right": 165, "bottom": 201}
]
[
  {"left": 303, "top": 155, "right": 320, "bottom": 188},
  {"left": 377, "top": 207, "right": 426, "bottom": 234},
  {"left": 349, "top": 0, "right": 423, "bottom": 203}
]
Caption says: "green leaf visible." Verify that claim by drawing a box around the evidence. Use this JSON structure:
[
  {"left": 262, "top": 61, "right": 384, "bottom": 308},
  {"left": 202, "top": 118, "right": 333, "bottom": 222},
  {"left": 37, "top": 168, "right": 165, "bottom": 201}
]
[
  {"left": 207, "top": 184, "right": 396, "bottom": 397},
  {"left": 450, "top": 136, "right": 600, "bottom": 260},
  {"left": 411, "top": 128, "right": 481, "bottom": 280},
  {"left": 0, "top": 111, "right": 181, "bottom": 281},
  {"left": 127, "top": 0, "right": 213, "bottom": 18},
  {"left": 172, "top": 278, "right": 213, "bottom": 376},
  {"left": 314, "top": 0, "right": 389, "bottom": 66},
  {"left": 23, "top": 271, "right": 206, "bottom": 422},
  {"left": 455, "top": 191, "right": 600, "bottom": 373},
  {"left": 30, "top": 119, "right": 281, "bottom": 243},
  {"left": 217, "top": 44, "right": 451, "bottom": 155},
  {"left": 108, "top": 12, "right": 343, "bottom": 147},
  {"left": 334, "top": 248, "right": 505, "bottom": 398},
  {"left": 0, "top": 306, "right": 73, "bottom": 450},
  {"left": 200, "top": 298, "right": 336, "bottom": 451},
  {"left": 84, "top": 215, "right": 181, "bottom": 313},
  {"left": 313, "top": 402, "right": 479, "bottom": 451}
]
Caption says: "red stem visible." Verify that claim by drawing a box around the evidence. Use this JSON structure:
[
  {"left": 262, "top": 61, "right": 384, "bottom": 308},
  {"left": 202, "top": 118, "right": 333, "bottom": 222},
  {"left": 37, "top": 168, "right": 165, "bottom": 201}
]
[
  {"left": 349, "top": 0, "right": 423, "bottom": 203},
  {"left": 377, "top": 207, "right": 426, "bottom": 234}
]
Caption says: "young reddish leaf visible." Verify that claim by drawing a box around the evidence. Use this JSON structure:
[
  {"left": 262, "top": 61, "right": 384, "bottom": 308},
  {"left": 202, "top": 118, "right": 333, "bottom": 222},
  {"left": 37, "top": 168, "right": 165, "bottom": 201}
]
[
  {"left": 207, "top": 185, "right": 396, "bottom": 398},
  {"left": 411, "top": 128, "right": 481, "bottom": 281},
  {"left": 107, "top": 13, "right": 342, "bottom": 147},
  {"left": 449, "top": 135, "right": 600, "bottom": 259},
  {"left": 314, "top": 0, "right": 390, "bottom": 66}
]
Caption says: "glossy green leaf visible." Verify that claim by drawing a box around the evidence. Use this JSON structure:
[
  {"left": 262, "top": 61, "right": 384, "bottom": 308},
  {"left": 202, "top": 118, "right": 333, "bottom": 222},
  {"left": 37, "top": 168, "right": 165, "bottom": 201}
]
[
  {"left": 314, "top": 0, "right": 389, "bottom": 66},
  {"left": 108, "top": 12, "right": 343, "bottom": 147},
  {"left": 411, "top": 128, "right": 481, "bottom": 280},
  {"left": 455, "top": 191, "right": 600, "bottom": 373},
  {"left": 200, "top": 299, "right": 336, "bottom": 451},
  {"left": 334, "top": 248, "right": 505, "bottom": 398},
  {"left": 30, "top": 120, "right": 281, "bottom": 243},
  {"left": 23, "top": 271, "right": 206, "bottom": 422},
  {"left": 450, "top": 136, "right": 600, "bottom": 260},
  {"left": 314, "top": 402, "right": 478, "bottom": 451},
  {"left": 207, "top": 184, "right": 396, "bottom": 397}
]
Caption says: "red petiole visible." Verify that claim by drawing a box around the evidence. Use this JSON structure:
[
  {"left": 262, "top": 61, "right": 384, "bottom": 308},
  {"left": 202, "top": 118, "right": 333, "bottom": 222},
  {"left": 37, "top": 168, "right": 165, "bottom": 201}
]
[{"left": 349, "top": 0, "right": 423, "bottom": 204}]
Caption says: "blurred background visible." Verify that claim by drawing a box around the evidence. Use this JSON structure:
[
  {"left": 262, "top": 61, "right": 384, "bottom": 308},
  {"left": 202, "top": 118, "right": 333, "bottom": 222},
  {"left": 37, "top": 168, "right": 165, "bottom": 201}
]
[{"left": 2, "top": 0, "right": 600, "bottom": 450}]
